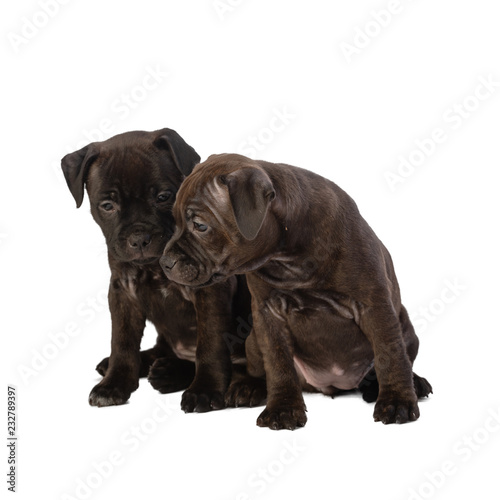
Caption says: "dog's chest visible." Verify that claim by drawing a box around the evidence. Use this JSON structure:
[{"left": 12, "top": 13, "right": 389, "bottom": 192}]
[
  {"left": 255, "top": 258, "right": 318, "bottom": 288},
  {"left": 264, "top": 288, "right": 361, "bottom": 323},
  {"left": 118, "top": 267, "right": 164, "bottom": 300},
  {"left": 118, "top": 267, "right": 196, "bottom": 321}
]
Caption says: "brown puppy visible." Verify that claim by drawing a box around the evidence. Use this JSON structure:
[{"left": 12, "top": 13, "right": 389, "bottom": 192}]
[
  {"left": 160, "top": 153, "right": 432, "bottom": 430},
  {"left": 62, "top": 131, "right": 250, "bottom": 410}
]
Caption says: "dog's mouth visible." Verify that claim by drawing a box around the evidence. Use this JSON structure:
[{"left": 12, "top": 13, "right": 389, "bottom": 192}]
[
  {"left": 111, "top": 250, "right": 163, "bottom": 266},
  {"left": 131, "top": 256, "right": 159, "bottom": 266},
  {"left": 193, "top": 272, "right": 224, "bottom": 288},
  {"left": 112, "top": 231, "right": 172, "bottom": 265}
]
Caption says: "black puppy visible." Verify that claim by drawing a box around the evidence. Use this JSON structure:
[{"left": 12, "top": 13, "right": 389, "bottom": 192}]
[
  {"left": 161, "top": 153, "right": 432, "bottom": 429},
  {"left": 61, "top": 129, "right": 250, "bottom": 409}
]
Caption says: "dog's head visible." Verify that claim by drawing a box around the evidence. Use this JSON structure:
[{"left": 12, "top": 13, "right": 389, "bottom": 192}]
[
  {"left": 61, "top": 128, "right": 200, "bottom": 264},
  {"left": 160, "top": 153, "right": 278, "bottom": 286}
]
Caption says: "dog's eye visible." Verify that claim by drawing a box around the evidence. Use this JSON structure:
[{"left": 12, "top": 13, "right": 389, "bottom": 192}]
[
  {"left": 157, "top": 191, "right": 172, "bottom": 203},
  {"left": 193, "top": 222, "right": 208, "bottom": 232},
  {"left": 100, "top": 202, "right": 115, "bottom": 212}
]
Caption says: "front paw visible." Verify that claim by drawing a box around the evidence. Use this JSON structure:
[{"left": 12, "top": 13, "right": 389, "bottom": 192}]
[
  {"left": 373, "top": 393, "right": 419, "bottom": 424},
  {"left": 89, "top": 380, "right": 134, "bottom": 407},
  {"left": 181, "top": 386, "right": 225, "bottom": 413},
  {"left": 256, "top": 404, "right": 307, "bottom": 430}
]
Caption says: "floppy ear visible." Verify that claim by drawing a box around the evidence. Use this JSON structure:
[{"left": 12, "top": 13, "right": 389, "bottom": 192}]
[
  {"left": 61, "top": 145, "right": 99, "bottom": 208},
  {"left": 222, "top": 167, "right": 275, "bottom": 241},
  {"left": 153, "top": 128, "right": 201, "bottom": 178}
]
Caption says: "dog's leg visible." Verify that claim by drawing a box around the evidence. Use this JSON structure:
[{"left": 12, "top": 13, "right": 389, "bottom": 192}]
[
  {"left": 88, "top": 283, "right": 145, "bottom": 407},
  {"left": 359, "top": 369, "right": 433, "bottom": 403},
  {"left": 359, "top": 300, "right": 420, "bottom": 424},
  {"left": 247, "top": 293, "right": 307, "bottom": 430},
  {"left": 96, "top": 333, "right": 197, "bottom": 394},
  {"left": 95, "top": 334, "right": 168, "bottom": 378},
  {"left": 225, "top": 331, "right": 267, "bottom": 407},
  {"left": 180, "top": 281, "right": 234, "bottom": 413},
  {"left": 399, "top": 305, "right": 433, "bottom": 399},
  {"left": 399, "top": 305, "right": 420, "bottom": 363}
]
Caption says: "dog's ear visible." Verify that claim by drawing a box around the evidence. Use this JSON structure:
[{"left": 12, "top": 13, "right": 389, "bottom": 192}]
[
  {"left": 153, "top": 128, "right": 200, "bottom": 178},
  {"left": 222, "top": 167, "right": 275, "bottom": 241},
  {"left": 61, "top": 145, "right": 99, "bottom": 208}
]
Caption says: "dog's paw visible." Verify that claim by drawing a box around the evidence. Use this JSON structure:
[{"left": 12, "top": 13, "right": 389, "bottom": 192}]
[
  {"left": 181, "top": 388, "right": 225, "bottom": 413},
  {"left": 225, "top": 376, "right": 267, "bottom": 408},
  {"left": 256, "top": 405, "right": 307, "bottom": 430},
  {"left": 373, "top": 394, "right": 419, "bottom": 424},
  {"left": 358, "top": 370, "right": 379, "bottom": 403},
  {"left": 360, "top": 371, "right": 433, "bottom": 404},
  {"left": 148, "top": 357, "right": 195, "bottom": 394},
  {"left": 89, "top": 381, "right": 132, "bottom": 407},
  {"left": 95, "top": 357, "right": 110, "bottom": 377},
  {"left": 413, "top": 373, "right": 433, "bottom": 399}
]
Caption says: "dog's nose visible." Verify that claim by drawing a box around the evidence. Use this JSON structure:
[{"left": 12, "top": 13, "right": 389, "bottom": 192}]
[
  {"left": 160, "top": 254, "right": 177, "bottom": 272},
  {"left": 128, "top": 233, "right": 152, "bottom": 249}
]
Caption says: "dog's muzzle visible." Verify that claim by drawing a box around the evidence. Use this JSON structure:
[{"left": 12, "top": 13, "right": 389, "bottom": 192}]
[
  {"left": 160, "top": 254, "right": 201, "bottom": 285},
  {"left": 159, "top": 253, "right": 177, "bottom": 271}
]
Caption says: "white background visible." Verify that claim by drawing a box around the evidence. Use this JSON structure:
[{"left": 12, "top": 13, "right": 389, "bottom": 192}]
[{"left": 2, "top": 1, "right": 499, "bottom": 499}]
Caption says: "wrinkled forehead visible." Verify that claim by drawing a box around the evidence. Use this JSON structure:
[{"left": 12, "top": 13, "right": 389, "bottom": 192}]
[
  {"left": 175, "top": 168, "right": 223, "bottom": 216},
  {"left": 87, "top": 144, "right": 181, "bottom": 195},
  {"left": 174, "top": 153, "right": 258, "bottom": 222},
  {"left": 173, "top": 163, "right": 232, "bottom": 224},
  {"left": 177, "top": 154, "right": 254, "bottom": 198}
]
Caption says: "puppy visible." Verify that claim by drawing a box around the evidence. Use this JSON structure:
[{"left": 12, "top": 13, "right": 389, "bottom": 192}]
[
  {"left": 61, "top": 131, "right": 250, "bottom": 410},
  {"left": 160, "top": 153, "right": 432, "bottom": 429}
]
